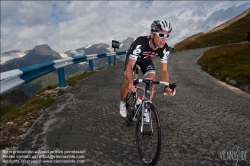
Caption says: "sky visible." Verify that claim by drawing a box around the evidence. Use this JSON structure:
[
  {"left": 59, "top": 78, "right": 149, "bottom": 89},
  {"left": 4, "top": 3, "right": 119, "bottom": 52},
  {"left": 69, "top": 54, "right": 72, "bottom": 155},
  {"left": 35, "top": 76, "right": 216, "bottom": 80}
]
[{"left": 1, "top": 1, "right": 250, "bottom": 53}]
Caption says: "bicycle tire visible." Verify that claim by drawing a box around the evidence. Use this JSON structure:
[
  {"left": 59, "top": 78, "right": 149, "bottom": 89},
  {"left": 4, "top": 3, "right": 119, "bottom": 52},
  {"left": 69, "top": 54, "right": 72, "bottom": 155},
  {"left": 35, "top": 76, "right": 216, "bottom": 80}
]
[
  {"left": 125, "top": 92, "right": 136, "bottom": 127},
  {"left": 136, "top": 103, "right": 162, "bottom": 166}
]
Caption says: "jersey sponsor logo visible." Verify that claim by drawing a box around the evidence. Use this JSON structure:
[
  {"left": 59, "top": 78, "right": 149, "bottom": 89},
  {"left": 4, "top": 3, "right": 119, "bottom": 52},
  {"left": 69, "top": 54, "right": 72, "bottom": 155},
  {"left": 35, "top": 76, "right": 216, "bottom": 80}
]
[
  {"left": 129, "top": 54, "right": 138, "bottom": 60},
  {"left": 142, "top": 51, "right": 155, "bottom": 57},
  {"left": 147, "top": 65, "right": 155, "bottom": 70},
  {"left": 132, "top": 45, "right": 142, "bottom": 55},
  {"left": 162, "top": 49, "right": 169, "bottom": 60}
]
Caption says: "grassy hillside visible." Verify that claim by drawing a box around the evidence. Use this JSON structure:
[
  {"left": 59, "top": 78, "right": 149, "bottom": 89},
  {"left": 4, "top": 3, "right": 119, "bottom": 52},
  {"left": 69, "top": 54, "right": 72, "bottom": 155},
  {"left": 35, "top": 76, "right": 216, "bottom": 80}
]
[
  {"left": 175, "top": 9, "right": 250, "bottom": 51},
  {"left": 174, "top": 8, "right": 250, "bottom": 93},
  {"left": 198, "top": 43, "right": 250, "bottom": 92}
]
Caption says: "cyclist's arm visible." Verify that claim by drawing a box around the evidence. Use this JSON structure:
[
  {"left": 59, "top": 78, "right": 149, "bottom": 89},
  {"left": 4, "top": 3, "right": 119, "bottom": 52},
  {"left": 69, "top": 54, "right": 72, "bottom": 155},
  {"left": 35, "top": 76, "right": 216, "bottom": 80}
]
[
  {"left": 159, "top": 47, "right": 170, "bottom": 82},
  {"left": 160, "top": 62, "right": 169, "bottom": 83},
  {"left": 126, "top": 58, "right": 137, "bottom": 92},
  {"left": 160, "top": 62, "right": 176, "bottom": 96}
]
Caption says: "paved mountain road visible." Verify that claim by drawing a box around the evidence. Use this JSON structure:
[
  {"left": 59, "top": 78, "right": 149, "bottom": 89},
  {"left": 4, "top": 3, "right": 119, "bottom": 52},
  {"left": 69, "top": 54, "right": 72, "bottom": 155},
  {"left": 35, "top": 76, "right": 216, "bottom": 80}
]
[{"left": 14, "top": 48, "right": 250, "bottom": 166}]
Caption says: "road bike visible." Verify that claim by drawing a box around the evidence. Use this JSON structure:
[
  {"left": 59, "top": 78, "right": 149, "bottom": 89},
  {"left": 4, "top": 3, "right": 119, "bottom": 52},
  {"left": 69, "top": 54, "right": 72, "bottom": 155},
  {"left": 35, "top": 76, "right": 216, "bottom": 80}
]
[{"left": 125, "top": 65, "right": 176, "bottom": 166}]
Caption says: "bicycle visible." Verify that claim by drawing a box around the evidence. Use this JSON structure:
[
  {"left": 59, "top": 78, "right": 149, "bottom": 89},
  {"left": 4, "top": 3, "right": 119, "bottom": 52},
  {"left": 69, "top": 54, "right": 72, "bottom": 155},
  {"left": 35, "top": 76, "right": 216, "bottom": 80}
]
[{"left": 125, "top": 65, "right": 176, "bottom": 166}]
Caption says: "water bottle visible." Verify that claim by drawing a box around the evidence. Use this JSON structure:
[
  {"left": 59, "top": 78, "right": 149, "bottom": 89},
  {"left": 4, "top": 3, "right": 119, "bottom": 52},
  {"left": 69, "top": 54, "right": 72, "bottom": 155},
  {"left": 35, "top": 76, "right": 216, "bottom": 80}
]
[{"left": 136, "top": 95, "right": 144, "bottom": 106}]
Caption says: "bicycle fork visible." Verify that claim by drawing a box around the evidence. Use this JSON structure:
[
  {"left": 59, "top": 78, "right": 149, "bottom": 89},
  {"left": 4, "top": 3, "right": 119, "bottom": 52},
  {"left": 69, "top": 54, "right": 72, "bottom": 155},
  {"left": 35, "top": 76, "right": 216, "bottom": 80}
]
[{"left": 140, "top": 101, "right": 154, "bottom": 136}]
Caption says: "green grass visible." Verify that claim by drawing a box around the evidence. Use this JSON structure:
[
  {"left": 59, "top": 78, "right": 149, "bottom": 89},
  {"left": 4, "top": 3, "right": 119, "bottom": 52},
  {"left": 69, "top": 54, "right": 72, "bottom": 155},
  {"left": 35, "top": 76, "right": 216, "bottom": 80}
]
[
  {"left": 173, "top": 10, "right": 250, "bottom": 93},
  {"left": 66, "top": 71, "right": 96, "bottom": 86},
  {"left": 198, "top": 43, "right": 250, "bottom": 87},
  {"left": 175, "top": 12, "right": 250, "bottom": 51}
]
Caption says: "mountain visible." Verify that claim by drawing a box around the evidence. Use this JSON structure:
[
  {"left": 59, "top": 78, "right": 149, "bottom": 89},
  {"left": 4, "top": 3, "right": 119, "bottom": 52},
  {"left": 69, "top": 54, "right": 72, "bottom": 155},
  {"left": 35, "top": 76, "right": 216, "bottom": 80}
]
[
  {"left": 118, "top": 37, "right": 134, "bottom": 51},
  {"left": 23, "top": 44, "right": 61, "bottom": 61},
  {"left": 84, "top": 43, "right": 112, "bottom": 54},
  {"left": 64, "top": 46, "right": 87, "bottom": 57},
  {"left": 0, "top": 44, "right": 62, "bottom": 72},
  {"left": 0, "top": 38, "right": 134, "bottom": 96},
  {"left": 64, "top": 43, "right": 112, "bottom": 57},
  {"left": 63, "top": 37, "right": 134, "bottom": 67},
  {"left": 64, "top": 37, "right": 134, "bottom": 57},
  {"left": 1, "top": 37, "right": 134, "bottom": 68},
  {"left": 1, "top": 50, "right": 30, "bottom": 64},
  {"left": 115, "top": 37, "right": 134, "bottom": 62}
]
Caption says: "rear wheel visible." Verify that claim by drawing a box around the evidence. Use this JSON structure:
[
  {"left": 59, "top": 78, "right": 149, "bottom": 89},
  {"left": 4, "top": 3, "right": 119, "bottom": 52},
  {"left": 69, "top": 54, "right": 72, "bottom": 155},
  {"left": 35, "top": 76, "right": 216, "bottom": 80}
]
[
  {"left": 125, "top": 92, "right": 136, "bottom": 127},
  {"left": 136, "top": 103, "right": 162, "bottom": 166}
]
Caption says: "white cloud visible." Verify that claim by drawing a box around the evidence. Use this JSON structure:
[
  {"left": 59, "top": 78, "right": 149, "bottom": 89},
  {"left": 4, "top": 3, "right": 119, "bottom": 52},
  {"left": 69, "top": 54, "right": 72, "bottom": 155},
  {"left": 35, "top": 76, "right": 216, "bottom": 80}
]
[
  {"left": 108, "top": 1, "right": 129, "bottom": 9},
  {"left": 1, "top": 1, "right": 250, "bottom": 53},
  {"left": 17, "top": 25, "right": 53, "bottom": 40}
]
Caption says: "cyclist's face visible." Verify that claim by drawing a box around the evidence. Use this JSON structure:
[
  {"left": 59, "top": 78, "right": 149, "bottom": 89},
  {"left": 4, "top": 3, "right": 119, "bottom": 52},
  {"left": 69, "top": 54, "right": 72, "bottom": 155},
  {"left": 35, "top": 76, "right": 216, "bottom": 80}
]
[{"left": 152, "top": 30, "right": 169, "bottom": 48}]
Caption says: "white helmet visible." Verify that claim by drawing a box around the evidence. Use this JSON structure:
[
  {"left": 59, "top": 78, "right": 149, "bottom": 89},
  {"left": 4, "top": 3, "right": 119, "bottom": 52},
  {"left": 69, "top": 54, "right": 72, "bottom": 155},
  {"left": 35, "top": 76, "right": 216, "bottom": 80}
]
[{"left": 151, "top": 20, "right": 172, "bottom": 33}]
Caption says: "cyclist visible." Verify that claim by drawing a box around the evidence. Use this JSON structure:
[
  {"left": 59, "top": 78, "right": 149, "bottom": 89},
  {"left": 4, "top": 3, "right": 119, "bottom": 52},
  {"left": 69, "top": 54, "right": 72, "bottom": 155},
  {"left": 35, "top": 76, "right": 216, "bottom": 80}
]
[{"left": 119, "top": 20, "right": 176, "bottom": 118}]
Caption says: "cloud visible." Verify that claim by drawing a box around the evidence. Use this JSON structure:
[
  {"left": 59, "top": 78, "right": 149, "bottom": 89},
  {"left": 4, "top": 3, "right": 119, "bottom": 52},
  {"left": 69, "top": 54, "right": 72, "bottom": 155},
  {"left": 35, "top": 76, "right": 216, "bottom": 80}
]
[
  {"left": 1, "top": 1, "right": 250, "bottom": 53},
  {"left": 1, "top": 1, "right": 53, "bottom": 27}
]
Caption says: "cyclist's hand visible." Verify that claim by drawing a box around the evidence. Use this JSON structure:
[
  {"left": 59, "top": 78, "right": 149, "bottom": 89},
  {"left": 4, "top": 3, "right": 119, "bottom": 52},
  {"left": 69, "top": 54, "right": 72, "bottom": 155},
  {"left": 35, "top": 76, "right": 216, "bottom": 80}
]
[
  {"left": 128, "top": 83, "right": 137, "bottom": 92},
  {"left": 165, "top": 87, "right": 176, "bottom": 96}
]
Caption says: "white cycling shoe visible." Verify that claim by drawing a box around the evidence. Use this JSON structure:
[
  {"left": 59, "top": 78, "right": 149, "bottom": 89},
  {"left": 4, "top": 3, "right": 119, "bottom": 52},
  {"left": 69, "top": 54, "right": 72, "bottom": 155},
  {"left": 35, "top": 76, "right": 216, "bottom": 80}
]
[{"left": 120, "top": 101, "right": 127, "bottom": 118}]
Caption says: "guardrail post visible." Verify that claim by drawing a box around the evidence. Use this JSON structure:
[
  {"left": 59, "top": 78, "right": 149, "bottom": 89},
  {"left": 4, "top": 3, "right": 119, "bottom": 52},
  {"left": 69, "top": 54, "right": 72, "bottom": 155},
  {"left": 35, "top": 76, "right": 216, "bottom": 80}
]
[
  {"left": 114, "top": 48, "right": 116, "bottom": 65},
  {"left": 108, "top": 57, "right": 112, "bottom": 65},
  {"left": 58, "top": 68, "right": 66, "bottom": 87},
  {"left": 89, "top": 60, "right": 94, "bottom": 71}
]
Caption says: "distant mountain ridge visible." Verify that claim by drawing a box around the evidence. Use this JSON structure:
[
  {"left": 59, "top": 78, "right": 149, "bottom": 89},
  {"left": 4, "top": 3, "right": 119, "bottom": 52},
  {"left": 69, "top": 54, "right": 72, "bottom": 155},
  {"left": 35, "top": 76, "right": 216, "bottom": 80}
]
[
  {"left": 0, "top": 37, "right": 134, "bottom": 96},
  {"left": 0, "top": 44, "right": 61, "bottom": 72},
  {"left": 64, "top": 38, "right": 133, "bottom": 57},
  {"left": 0, "top": 37, "right": 134, "bottom": 73},
  {"left": 21, "top": 44, "right": 61, "bottom": 64},
  {"left": 119, "top": 37, "right": 134, "bottom": 51},
  {"left": 2, "top": 50, "right": 30, "bottom": 55},
  {"left": 1, "top": 50, "right": 30, "bottom": 64}
]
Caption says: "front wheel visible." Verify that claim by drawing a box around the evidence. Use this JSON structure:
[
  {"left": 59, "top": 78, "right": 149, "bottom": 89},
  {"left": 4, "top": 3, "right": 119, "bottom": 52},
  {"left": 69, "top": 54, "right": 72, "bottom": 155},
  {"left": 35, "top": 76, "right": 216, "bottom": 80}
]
[
  {"left": 125, "top": 92, "right": 136, "bottom": 127},
  {"left": 136, "top": 103, "right": 162, "bottom": 166}
]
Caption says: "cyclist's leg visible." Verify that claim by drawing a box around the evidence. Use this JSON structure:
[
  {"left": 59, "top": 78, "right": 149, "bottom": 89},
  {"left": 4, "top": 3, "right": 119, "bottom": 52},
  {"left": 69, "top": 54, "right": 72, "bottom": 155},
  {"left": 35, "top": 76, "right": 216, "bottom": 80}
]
[
  {"left": 146, "top": 73, "right": 155, "bottom": 101},
  {"left": 119, "top": 55, "right": 130, "bottom": 117},
  {"left": 140, "top": 58, "right": 156, "bottom": 101},
  {"left": 120, "top": 74, "right": 129, "bottom": 102},
  {"left": 120, "top": 74, "right": 130, "bottom": 118},
  {"left": 120, "top": 55, "right": 131, "bottom": 102},
  {"left": 120, "top": 55, "right": 138, "bottom": 117}
]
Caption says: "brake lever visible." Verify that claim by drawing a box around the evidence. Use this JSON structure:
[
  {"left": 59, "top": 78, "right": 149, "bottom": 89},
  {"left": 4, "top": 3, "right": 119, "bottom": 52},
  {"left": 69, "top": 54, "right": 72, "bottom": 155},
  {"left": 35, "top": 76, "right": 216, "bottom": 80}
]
[{"left": 169, "top": 83, "right": 177, "bottom": 90}]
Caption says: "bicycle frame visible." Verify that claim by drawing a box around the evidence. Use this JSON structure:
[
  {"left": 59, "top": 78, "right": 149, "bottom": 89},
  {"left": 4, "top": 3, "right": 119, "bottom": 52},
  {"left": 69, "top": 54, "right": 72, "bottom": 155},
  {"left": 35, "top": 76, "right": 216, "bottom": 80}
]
[
  {"left": 134, "top": 80, "right": 154, "bottom": 135},
  {"left": 128, "top": 64, "right": 176, "bottom": 132}
]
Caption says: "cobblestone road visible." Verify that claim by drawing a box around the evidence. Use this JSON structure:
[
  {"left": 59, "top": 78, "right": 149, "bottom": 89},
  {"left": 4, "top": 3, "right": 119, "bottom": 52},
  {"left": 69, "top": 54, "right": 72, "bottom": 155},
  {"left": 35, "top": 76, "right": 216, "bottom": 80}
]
[{"left": 14, "top": 48, "right": 250, "bottom": 166}]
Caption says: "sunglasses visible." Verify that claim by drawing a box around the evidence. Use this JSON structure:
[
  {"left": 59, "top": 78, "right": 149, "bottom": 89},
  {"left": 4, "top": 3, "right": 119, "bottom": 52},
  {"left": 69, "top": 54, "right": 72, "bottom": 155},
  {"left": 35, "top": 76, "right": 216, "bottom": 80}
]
[{"left": 153, "top": 32, "right": 170, "bottom": 39}]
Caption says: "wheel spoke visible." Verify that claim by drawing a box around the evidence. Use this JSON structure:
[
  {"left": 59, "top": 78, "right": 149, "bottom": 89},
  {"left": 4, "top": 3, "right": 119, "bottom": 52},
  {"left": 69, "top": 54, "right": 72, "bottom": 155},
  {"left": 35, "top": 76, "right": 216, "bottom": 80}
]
[{"left": 125, "top": 92, "right": 136, "bottom": 127}]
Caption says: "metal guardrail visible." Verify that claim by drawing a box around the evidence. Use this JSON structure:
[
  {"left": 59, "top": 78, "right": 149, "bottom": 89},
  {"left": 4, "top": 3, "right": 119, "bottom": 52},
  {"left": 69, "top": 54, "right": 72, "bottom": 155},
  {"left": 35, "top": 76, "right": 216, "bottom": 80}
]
[{"left": 0, "top": 51, "right": 127, "bottom": 95}]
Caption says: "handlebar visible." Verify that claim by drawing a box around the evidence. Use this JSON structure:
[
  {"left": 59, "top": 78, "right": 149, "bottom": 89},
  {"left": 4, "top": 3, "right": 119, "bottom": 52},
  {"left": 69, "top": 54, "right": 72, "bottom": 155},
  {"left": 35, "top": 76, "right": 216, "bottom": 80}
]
[{"left": 133, "top": 78, "right": 177, "bottom": 91}]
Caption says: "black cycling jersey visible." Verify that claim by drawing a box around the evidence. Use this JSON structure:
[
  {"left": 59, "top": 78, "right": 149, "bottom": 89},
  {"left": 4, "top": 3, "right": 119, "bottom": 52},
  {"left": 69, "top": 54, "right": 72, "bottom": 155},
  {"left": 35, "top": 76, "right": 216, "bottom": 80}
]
[
  {"left": 124, "top": 36, "right": 170, "bottom": 76},
  {"left": 127, "top": 36, "right": 170, "bottom": 63}
]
